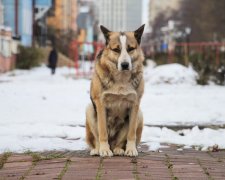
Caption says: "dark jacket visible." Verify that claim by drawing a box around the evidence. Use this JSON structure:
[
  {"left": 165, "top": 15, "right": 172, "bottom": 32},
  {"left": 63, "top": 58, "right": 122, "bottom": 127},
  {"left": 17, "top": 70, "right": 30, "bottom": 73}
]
[{"left": 48, "top": 49, "right": 58, "bottom": 68}]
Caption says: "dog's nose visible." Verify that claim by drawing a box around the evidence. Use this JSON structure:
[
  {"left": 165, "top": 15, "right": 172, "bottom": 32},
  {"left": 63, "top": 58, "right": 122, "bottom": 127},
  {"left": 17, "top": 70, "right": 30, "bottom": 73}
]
[{"left": 121, "top": 62, "right": 129, "bottom": 70}]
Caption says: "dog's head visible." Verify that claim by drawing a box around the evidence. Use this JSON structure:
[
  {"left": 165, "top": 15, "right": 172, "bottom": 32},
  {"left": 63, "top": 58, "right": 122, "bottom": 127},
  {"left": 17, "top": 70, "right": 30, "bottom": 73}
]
[{"left": 100, "top": 25, "right": 145, "bottom": 72}]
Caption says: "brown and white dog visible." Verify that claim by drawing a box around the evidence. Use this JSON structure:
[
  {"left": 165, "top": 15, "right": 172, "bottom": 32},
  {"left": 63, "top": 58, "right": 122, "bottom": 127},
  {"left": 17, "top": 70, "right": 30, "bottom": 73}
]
[{"left": 86, "top": 25, "right": 145, "bottom": 157}]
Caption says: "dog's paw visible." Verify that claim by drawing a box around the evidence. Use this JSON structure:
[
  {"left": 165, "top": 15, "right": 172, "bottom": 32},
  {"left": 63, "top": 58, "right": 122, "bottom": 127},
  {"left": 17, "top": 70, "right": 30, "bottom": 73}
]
[
  {"left": 125, "top": 141, "right": 138, "bottom": 157},
  {"left": 99, "top": 142, "right": 113, "bottom": 157},
  {"left": 113, "top": 147, "right": 125, "bottom": 156},
  {"left": 99, "top": 148, "right": 113, "bottom": 157},
  {"left": 125, "top": 145, "right": 138, "bottom": 157},
  {"left": 90, "top": 148, "right": 99, "bottom": 156}
]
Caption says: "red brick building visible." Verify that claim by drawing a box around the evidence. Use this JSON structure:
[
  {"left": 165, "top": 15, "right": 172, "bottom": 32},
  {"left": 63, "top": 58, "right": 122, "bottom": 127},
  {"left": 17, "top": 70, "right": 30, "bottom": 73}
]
[{"left": 0, "top": 26, "right": 18, "bottom": 73}]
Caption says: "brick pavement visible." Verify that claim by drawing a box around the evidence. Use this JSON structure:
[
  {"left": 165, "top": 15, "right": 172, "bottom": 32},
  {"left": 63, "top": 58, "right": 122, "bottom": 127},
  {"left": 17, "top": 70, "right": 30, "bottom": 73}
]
[{"left": 0, "top": 145, "right": 225, "bottom": 180}]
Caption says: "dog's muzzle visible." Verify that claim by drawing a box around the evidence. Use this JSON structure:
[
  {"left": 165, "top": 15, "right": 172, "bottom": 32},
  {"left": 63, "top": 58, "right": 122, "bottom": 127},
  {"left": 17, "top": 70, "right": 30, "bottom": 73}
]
[{"left": 121, "top": 62, "right": 129, "bottom": 71}]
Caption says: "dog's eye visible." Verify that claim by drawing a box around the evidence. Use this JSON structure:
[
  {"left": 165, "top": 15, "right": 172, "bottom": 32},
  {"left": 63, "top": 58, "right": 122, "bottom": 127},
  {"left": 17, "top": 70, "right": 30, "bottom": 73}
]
[
  {"left": 112, "top": 48, "right": 121, "bottom": 53},
  {"left": 127, "top": 46, "right": 135, "bottom": 52}
]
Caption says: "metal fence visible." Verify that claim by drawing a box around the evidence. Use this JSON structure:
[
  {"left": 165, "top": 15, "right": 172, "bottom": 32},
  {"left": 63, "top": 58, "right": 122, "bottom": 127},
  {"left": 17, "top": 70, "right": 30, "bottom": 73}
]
[
  {"left": 69, "top": 41, "right": 225, "bottom": 78},
  {"left": 142, "top": 42, "right": 225, "bottom": 66},
  {"left": 69, "top": 41, "right": 104, "bottom": 78}
]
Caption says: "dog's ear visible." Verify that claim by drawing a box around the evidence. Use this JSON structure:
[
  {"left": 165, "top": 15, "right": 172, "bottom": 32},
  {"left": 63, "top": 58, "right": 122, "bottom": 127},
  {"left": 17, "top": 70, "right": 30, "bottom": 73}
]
[
  {"left": 134, "top": 24, "right": 145, "bottom": 44},
  {"left": 100, "top": 25, "right": 111, "bottom": 45}
]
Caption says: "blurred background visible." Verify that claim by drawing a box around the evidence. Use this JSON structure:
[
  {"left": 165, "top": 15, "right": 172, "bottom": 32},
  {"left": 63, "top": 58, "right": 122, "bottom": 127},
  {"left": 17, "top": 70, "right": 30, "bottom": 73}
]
[
  {"left": 0, "top": 0, "right": 225, "bottom": 152},
  {"left": 0, "top": 0, "right": 224, "bottom": 84}
]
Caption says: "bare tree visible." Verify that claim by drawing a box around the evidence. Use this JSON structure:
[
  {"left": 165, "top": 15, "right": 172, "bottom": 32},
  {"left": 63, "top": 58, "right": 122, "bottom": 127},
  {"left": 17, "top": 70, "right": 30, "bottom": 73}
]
[{"left": 150, "top": 0, "right": 225, "bottom": 42}]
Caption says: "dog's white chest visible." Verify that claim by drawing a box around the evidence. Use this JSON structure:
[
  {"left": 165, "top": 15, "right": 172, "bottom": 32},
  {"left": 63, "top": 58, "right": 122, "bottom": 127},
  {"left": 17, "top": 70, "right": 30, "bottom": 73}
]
[{"left": 102, "top": 84, "right": 137, "bottom": 111}]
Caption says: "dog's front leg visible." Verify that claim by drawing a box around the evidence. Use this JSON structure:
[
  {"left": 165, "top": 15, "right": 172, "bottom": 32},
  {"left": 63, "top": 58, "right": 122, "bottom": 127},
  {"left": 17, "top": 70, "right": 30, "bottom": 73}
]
[
  {"left": 125, "top": 104, "right": 139, "bottom": 157},
  {"left": 96, "top": 100, "right": 113, "bottom": 157}
]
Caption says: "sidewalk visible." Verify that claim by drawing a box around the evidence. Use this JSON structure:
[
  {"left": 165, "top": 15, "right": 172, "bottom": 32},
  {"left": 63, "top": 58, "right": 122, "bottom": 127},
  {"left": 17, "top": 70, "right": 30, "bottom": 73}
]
[{"left": 0, "top": 145, "right": 224, "bottom": 180}]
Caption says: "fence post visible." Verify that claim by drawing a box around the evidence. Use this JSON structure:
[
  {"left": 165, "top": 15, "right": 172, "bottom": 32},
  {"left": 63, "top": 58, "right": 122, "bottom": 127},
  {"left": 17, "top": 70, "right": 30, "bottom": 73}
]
[
  {"left": 216, "top": 45, "right": 220, "bottom": 66},
  {"left": 74, "top": 41, "right": 79, "bottom": 76},
  {"left": 168, "top": 50, "right": 174, "bottom": 63},
  {"left": 184, "top": 43, "right": 189, "bottom": 66}
]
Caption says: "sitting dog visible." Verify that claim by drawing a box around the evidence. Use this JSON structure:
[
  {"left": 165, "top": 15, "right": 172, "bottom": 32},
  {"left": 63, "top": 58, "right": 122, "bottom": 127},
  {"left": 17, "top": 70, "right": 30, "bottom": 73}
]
[{"left": 86, "top": 24, "right": 145, "bottom": 157}]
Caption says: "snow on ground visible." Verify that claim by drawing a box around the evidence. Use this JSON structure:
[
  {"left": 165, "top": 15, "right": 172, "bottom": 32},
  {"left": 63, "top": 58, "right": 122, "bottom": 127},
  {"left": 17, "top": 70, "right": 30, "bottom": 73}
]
[
  {"left": 144, "top": 63, "right": 198, "bottom": 85},
  {"left": 143, "top": 63, "right": 225, "bottom": 126},
  {"left": 142, "top": 84, "right": 225, "bottom": 126},
  {"left": 142, "top": 126, "right": 225, "bottom": 151},
  {"left": 0, "top": 64, "right": 225, "bottom": 153}
]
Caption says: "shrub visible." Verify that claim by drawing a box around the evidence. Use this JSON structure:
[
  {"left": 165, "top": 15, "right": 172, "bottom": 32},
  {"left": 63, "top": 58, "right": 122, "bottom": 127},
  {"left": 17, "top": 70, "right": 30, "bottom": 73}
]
[
  {"left": 16, "top": 46, "right": 44, "bottom": 69},
  {"left": 189, "top": 50, "right": 225, "bottom": 85},
  {"left": 47, "top": 25, "right": 77, "bottom": 57},
  {"left": 150, "top": 47, "right": 225, "bottom": 85}
]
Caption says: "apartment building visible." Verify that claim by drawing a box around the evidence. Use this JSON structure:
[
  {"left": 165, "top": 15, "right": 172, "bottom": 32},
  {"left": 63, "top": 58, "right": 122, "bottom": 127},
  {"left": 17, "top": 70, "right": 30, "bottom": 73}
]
[
  {"left": 47, "top": 0, "right": 78, "bottom": 32},
  {"left": 97, "top": 0, "right": 142, "bottom": 32}
]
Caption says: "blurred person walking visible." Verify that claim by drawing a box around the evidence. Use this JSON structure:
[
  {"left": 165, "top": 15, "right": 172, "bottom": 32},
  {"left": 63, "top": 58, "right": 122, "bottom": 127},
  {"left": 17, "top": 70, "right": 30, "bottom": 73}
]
[{"left": 48, "top": 47, "right": 58, "bottom": 75}]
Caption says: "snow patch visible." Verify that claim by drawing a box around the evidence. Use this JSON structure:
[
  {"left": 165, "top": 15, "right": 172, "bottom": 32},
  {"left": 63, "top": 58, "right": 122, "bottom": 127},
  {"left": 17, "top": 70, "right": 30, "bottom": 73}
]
[
  {"left": 145, "top": 63, "right": 198, "bottom": 85},
  {"left": 142, "top": 126, "right": 225, "bottom": 151}
]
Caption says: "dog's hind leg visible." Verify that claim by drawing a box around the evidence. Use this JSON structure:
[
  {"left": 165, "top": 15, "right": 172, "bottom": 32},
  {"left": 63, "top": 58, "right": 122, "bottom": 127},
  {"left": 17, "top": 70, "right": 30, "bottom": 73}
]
[{"left": 86, "top": 103, "right": 99, "bottom": 155}]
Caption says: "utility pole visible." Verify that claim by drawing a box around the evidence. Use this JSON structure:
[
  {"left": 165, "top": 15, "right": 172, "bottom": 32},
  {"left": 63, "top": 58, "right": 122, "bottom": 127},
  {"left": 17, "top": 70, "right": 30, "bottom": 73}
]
[
  {"left": 15, "top": 0, "right": 18, "bottom": 37},
  {"left": 0, "top": 0, "right": 4, "bottom": 25},
  {"left": 32, "top": 0, "right": 35, "bottom": 46}
]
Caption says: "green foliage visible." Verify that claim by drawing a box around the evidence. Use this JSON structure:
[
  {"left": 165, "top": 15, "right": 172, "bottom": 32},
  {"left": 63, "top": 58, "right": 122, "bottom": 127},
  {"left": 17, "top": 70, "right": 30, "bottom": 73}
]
[
  {"left": 189, "top": 49, "right": 225, "bottom": 85},
  {"left": 16, "top": 46, "right": 44, "bottom": 69},
  {"left": 154, "top": 52, "right": 168, "bottom": 65}
]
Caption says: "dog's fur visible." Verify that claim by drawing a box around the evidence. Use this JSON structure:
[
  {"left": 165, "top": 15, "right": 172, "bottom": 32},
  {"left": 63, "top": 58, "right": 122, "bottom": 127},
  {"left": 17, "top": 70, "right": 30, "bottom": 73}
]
[{"left": 86, "top": 25, "right": 145, "bottom": 157}]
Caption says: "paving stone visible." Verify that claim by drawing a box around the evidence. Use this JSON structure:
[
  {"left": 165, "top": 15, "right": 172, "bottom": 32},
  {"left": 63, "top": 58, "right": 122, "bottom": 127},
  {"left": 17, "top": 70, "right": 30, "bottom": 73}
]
[
  {"left": 3, "top": 161, "right": 32, "bottom": 168},
  {"left": 63, "top": 158, "right": 99, "bottom": 180},
  {"left": 101, "top": 158, "right": 134, "bottom": 179},
  {"left": 25, "top": 159, "right": 66, "bottom": 179},
  {"left": 6, "top": 155, "right": 32, "bottom": 163},
  {"left": 210, "top": 151, "right": 225, "bottom": 160},
  {"left": 102, "top": 170, "right": 134, "bottom": 179},
  {"left": 103, "top": 157, "right": 133, "bottom": 170},
  {"left": 138, "top": 174, "right": 172, "bottom": 180},
  {"left": 0, "top": 160, "right": 33, "bottom": 180},
  {"left": 136, "top": 158, "right": 171, "bottom": 179},
  {"left": 172, "top": 165, "right": 208, "bottom": 179},
  {"left": 70, "top": 156, "right": 99, "bottom": 162},
  {"left": 199, "top": 159, "right": 225, "bottom": 177},
  {"left": 25, "top": 174, "right": 60, "bottom": 180},
  {"left": 172, "top": 173, "right": 208, "bottom": 179},
  {"left": 0, "top": 145, "right": 225, "bottom": 179},
  {"left": 63, "top": 173, "right": 97, "bottom": 180}
]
